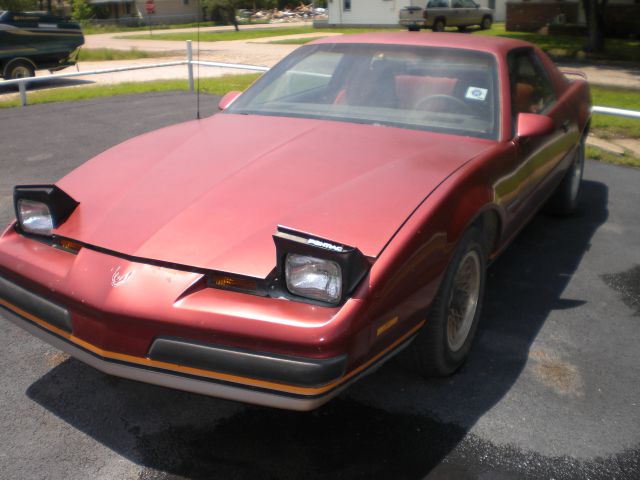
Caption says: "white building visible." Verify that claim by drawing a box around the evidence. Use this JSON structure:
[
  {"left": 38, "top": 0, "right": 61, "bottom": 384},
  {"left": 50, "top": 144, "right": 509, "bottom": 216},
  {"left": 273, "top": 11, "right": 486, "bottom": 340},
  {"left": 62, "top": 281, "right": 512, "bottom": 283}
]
[
  {"left": 89, "top": 0, "right": 200, "bottom": 25},
  {"left": 324, "top": 0, "right": 506, "bottom": 27}
]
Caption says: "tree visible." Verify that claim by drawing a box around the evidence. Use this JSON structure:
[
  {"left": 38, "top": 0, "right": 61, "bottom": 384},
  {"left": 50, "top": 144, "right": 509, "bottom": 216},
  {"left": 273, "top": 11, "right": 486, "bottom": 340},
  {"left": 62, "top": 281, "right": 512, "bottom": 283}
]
[
  {"left": 0, "top": 0, "right": 38, "bottom": 10},
  {"left": 202, "top": 0, "right": 241, "bottom": 30},
  {"left": 581, "top": 0, "right": 608, "bottom": 53},
  {"left": 71, "top": 0, "right": 94, "bottom": 22}
]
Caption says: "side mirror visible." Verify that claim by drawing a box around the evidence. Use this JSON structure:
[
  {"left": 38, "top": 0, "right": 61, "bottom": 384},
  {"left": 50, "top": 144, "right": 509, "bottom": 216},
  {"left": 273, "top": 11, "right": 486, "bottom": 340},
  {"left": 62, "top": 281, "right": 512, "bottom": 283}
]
[
  {"left": 218, "top": 91, "right": 242, "bottom": 111},
  {"left": 516, "top": 113, "right": 555, "bottom": 138}
]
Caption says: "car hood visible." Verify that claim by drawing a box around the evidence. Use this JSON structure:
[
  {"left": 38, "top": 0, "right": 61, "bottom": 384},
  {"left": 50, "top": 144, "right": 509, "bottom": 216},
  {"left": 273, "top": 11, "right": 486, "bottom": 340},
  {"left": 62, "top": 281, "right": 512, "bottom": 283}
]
[{"left": 55, "top": 114, "right": 494, "bottom": 278}]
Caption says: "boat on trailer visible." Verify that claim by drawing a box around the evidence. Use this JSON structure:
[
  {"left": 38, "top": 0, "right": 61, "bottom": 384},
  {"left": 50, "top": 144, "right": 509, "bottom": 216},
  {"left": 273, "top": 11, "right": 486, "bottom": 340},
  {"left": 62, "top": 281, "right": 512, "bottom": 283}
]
[{"left": 0, "top": 11, "right": 84, "bottom": 80}]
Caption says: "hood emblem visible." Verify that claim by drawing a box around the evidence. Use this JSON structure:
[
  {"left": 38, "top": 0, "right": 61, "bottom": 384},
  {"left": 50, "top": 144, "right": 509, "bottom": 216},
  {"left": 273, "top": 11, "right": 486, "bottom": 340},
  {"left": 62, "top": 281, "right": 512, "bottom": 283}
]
[{"left": 111, "top": 266, "right": 133, "bottom": 287}]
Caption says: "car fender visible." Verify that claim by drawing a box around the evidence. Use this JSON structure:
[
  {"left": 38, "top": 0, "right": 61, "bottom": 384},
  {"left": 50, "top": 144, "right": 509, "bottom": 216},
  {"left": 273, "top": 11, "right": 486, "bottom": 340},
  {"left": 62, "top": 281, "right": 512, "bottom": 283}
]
[{"left": 359, "top": 155, "right": 504, "bottom": 350}]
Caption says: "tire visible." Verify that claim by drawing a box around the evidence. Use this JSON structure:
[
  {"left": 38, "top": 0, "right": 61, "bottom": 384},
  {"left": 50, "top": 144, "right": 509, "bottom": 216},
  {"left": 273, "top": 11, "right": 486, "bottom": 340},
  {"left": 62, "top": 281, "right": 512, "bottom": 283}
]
[
  {"left": 433, "top": 18, "right": 445, "bottom": 32},
  {"left": 3, "top": 60, "right": 35, "bottom": 80},
  {"left": 545, "top": 134, "right": 585, "bottom": 216},
  {"left": 399, "top": 227, "right": 487, "bottom": 377},
  {"left": 481, "top": 16, "right": 492, "bottom": 30}
]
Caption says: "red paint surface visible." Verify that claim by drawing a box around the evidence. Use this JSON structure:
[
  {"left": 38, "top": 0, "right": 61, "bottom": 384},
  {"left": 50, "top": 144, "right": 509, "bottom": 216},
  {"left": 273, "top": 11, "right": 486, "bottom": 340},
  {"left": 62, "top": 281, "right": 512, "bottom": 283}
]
[{"left": 55, "top": 115, "right": 494, "bottom": 278}]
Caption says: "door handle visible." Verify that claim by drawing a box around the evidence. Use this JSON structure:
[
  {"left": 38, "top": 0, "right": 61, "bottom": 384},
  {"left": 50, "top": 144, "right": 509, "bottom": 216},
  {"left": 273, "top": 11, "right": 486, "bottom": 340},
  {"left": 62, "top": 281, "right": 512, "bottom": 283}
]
[{"left": 561, "top": 120, "right": 570, "bottom": 133}]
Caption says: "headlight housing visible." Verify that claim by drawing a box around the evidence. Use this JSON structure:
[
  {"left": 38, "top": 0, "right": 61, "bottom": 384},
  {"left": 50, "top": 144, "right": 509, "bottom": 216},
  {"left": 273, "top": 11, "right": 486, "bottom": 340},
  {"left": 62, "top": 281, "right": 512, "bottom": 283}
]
[
  {"left": 273, "top": 226, "right": 370, "bottom": 306},
  {"left": 14, "top": 185, "right": 78, "bottom": 236},
  {"left": 285, "top": 254, "right": 342, "bottom": 304}
]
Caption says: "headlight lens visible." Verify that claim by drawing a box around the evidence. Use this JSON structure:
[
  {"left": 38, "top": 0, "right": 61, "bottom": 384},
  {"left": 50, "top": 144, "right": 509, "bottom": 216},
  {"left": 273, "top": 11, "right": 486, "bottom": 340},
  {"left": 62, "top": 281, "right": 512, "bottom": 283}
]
[
  {"left": 17, "top": 199, "right": 54, "bottom": 235},
  {"left": 285, "top": 254, "right": 342, "bottom": 304}
]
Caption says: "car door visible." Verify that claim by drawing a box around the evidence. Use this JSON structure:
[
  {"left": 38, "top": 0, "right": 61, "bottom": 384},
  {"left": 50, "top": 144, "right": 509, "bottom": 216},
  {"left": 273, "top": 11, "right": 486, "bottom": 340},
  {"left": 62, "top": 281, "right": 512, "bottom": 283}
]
[
  {"left": 462, "top": 0, "right": 480, "bottom": 25},
  {"left": 450, "top": 0, "right": 465, "bottom": 26},
  {"left": 501, "top": 48, "right": 574, "bottom": 229}
]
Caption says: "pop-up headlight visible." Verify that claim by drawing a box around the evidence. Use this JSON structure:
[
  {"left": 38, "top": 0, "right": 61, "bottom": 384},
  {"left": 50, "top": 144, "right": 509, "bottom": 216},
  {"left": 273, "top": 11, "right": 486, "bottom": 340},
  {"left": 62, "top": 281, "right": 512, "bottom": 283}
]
[
  {"left": 14, "top": 185, "right": 78, "bottom": 236},
  {"left": 274, "top": 226, "right": 370, "bottom": 306},
  {"left": 285, "top": 254, "right": 342, "bottom": 304}
]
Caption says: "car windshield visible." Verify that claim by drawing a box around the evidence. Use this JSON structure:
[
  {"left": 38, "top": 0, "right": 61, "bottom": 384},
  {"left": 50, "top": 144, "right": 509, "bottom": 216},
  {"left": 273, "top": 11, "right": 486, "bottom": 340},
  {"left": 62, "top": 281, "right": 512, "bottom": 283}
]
[{"left": 227, "top": 43, "right": 499, "bottom": 139}]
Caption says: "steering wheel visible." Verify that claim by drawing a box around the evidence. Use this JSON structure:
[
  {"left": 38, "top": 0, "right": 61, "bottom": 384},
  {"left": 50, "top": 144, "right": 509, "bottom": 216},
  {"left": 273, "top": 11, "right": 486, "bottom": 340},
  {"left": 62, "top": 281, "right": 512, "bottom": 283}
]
[{"left": 415, "top": 94, "right": 471, "bottom": 114}]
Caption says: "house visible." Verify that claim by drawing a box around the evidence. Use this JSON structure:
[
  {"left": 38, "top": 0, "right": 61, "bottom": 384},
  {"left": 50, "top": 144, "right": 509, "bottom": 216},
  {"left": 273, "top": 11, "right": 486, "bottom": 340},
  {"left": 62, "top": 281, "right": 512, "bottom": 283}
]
[
  {"left": 506, "top": 0, "right": 639, "bottom": 37},
  {"left": 89, "top": 0, "right": 200, "bottom": 25},
  {"left": 322, "top": 0, "right": 507, "bottom": 27}
]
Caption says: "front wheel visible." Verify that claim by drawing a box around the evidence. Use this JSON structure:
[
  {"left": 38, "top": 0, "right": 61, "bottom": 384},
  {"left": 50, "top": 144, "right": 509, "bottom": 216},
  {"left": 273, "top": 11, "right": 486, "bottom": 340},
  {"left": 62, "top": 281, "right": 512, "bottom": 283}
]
[
  {"left": 399, "top": 227, "right": 487, "bottom": 377},
  {"left": 545, "top": 134, "right": 585, "bottom": 216},
  {"left": 432, "top": 19, "right": 446, "bottom": 32},
  {"left": 481, "top": 16, "right": 492, "bottom": 30}
]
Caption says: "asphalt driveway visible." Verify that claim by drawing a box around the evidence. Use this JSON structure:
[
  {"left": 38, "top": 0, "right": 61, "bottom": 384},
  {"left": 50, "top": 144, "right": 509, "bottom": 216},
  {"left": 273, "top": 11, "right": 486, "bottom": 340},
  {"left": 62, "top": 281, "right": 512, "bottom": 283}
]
[{"left": 0, "top": 93, "right": 639, "bottom": 479}]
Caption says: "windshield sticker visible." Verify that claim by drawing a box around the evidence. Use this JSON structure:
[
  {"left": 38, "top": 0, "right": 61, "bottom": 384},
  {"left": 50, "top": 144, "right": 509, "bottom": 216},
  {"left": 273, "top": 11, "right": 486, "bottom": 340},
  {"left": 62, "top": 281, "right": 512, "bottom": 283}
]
[{"left": 466, "top": 87, "right": 488, "bottom": 101}]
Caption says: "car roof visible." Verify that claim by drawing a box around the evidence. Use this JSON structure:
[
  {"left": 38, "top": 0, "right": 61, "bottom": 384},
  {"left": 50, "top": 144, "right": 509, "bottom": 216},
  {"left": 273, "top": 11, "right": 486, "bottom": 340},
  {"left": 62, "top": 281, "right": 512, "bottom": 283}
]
[{"left": 309, "top": 32, "right": 532, "bottom": 55}]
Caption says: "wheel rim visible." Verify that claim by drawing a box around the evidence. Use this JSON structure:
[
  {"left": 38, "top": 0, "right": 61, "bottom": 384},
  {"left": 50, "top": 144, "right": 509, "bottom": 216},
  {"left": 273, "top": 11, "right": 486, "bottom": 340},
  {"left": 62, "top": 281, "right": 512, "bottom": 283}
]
[
  {"left": 11, "top": 65, "right": 32, "bottom": 79},
  {"left": 569, "top": 141, "right": 585, "bottom": 202},
  {"left": 435, "top": 21, "right": 444, "bottom": 31},
  {"left": 446, "top": 250, "right": 481, "bottom": 352}
]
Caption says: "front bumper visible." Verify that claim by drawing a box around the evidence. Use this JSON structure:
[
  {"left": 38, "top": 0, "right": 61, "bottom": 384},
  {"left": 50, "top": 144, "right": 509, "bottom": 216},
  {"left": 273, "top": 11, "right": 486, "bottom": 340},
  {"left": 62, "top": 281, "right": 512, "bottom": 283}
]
[
  {"left": 1, "top": 275, "right": 353, "bottom": 410},
  {"left": 1, "top": 299, "right": 353, "bottom": 410},
  {"left": 0, "top": 234, "right": 420, "bottom": 410}
]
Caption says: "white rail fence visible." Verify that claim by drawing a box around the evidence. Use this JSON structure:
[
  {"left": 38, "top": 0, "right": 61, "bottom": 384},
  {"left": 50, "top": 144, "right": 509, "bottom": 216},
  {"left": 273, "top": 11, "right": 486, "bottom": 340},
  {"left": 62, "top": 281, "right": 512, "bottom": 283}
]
[
  {"left": 0, "top": 40, "right": 638, "bottom": 120},
  {"left": 0, "top": 41, "right": 268, "bottom": 107}
]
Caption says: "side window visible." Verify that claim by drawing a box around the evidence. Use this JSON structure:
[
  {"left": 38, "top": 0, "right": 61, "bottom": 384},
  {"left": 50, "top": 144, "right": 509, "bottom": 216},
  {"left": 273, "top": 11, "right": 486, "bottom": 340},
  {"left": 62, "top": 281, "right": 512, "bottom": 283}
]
[
  {"left": 508, "top": 50, "right": 556, "bottom": 119},
  {"left": 463, "top": 0, "right": 477, "bottom": 7},
  {"left": 452, "top": 0, "right": 464, "bottom": 7}
]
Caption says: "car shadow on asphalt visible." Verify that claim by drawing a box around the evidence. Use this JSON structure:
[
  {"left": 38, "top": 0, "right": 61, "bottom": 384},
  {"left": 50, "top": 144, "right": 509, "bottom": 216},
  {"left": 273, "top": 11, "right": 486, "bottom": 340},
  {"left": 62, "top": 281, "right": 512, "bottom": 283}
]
[{"left": 26, "top": 179, "right": 609, "bottom": 479}]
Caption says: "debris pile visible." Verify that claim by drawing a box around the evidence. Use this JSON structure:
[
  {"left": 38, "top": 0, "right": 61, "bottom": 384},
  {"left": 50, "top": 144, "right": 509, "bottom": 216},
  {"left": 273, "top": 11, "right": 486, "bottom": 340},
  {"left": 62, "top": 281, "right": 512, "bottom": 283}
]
[{"left": 239, "top": 4, "right": 328, "bottom": 23}]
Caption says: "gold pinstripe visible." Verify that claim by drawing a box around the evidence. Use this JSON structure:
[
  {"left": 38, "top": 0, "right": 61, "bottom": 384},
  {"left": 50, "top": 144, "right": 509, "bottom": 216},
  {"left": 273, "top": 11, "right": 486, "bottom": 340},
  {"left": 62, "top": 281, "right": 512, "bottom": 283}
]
[{"left": 0, "top": 297, "right": 424, "bottom": 396}]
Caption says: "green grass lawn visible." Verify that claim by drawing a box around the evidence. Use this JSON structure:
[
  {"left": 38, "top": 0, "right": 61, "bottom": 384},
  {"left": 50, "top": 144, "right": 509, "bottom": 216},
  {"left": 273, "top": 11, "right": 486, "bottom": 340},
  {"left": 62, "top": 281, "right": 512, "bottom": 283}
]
[
  {"left": 474, "top": 23, "right": 640, "bottom": 64},
  {"left": 588, "top": 86, "right": 640, "bottom": 168},
  {"left": 591, "top": 86, "right": 640, "bottom": 139},
  {"left": 121, "top": 26, "right": 399, "bottom": 42},
  {"left": 587, "top": 146, "right": 639, "bottom": 169},
  {"left": 77, "top": 48, "right": 175, "bottom": 61},
  {"left": 268, "top": 36, "right": 330, "bottom": 45},
  {"left": 82, "top": 20, "right": 268, "bottom": 35},
  {"left": 116, "top": 21, "right": 638, "bottom": 64}
]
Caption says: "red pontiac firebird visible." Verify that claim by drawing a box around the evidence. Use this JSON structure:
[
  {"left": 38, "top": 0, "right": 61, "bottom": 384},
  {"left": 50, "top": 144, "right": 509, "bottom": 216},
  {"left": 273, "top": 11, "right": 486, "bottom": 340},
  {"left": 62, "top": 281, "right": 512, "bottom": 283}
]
[{"left": 0, "top": 33, "right": 590, "bottom": 410}]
